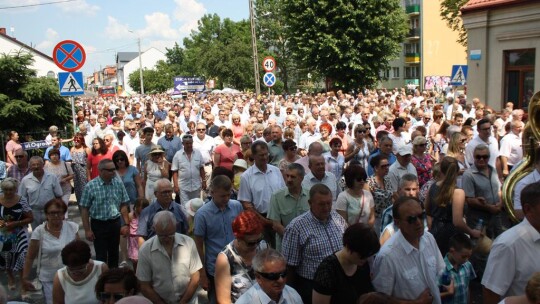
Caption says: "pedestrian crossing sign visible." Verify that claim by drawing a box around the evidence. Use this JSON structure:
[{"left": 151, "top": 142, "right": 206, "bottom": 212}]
[
  {"left": 58, "top": 72, "right": 84, "bottom": 96},
  {"left": 449, "top": 65, "right": 468, "bottom": 86}
]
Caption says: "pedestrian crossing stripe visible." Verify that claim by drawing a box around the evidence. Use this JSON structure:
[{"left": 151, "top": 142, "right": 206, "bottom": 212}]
[
  {"left": 60, "top": 73, "right": 83, "bottom": 92},
  {"left": 58, "top": 71, "right": 84, "bottom": 96}
]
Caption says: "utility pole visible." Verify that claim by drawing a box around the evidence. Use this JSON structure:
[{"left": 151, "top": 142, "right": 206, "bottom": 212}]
[
  {"left": 249, "top": 0, "right": 260, "bottom": 97},
  {"left": 137, "top": 37, "right": 144, "bottom": 95}
]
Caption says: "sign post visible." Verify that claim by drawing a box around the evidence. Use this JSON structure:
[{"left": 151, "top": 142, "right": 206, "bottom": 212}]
[{"left": 53, "top": 40, "right": 86, "bottom": 135}]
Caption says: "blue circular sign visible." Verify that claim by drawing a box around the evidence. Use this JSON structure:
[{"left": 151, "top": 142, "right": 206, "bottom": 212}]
[{"left": 263, "top": 72, "right": 276, "bottom": 87}]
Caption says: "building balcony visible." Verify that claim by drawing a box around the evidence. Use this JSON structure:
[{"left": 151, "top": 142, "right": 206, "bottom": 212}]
[
  {"left": 405, "top": 53, "right": 421, "bottom": 64},
  {"left": 406, "top": 4, "right": 420, "bottom": 15},
  {"left": 407, "top": 28, "right": 421, "bottom": 39}
]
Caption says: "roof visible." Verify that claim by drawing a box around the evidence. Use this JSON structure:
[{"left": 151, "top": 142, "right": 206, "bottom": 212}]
[
  {"left": 461, "top": 0, "right": 533, "bottom": 14},
  {"left": 116, "top": 52, "right": 138, "bottom": 63},
  {"left": 0, "top": 31, "right": 54, "bottom": 61}
]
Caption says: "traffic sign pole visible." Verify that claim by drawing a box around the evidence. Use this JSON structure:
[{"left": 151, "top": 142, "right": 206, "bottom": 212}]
[{"left": 70, "top": 96, "right": 76, "bottom": 135}]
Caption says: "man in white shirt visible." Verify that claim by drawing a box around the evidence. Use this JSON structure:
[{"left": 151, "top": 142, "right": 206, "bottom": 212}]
[
  {"left": 372, "top": 196, "right": 444, "bottom": 304},
  {"left": 499, "top": 120, "right": 523, "bottom": 178},
  {"left": 298, "top": 118, "right": 320, "bottom": 156},
  {"left": 512, "top": 153, "right": 540, "bottom": 221},
  {"left": 388, "top": 145, "right": 417, "bottom": 194},
  {"left": 465, "top": 118, "right": 500, "bottom": 171}
]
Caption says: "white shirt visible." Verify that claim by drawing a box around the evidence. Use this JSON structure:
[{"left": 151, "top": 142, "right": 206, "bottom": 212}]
[
  {"left": 302, "top": 171, "right": 340, "bottom": 204},
  {"left": 499, "top": 132, "right": 522, "bottom": 166},
  {"left": 193, "top": 135, "right": 216, "bottom": 164},
  {"left": 482, "top": 218, "right": 540, "bottom": 297},
  {"left": 372, "top": 230, "right": 444, "bottom": 304},
  {"left": 171, "top": 149, "right": 204, "bottom": 191},
  {"left": 388, "top": 161, "right": 418, "bottom": 193},
  {"left": 238, "top": 164, "right": 286, "bottom": 214},
  {"left": 298, "top": 131, "right": 321, "bottom": 150},
  {"left": 136, "top": 233, "right": 202, "bottom": 304},
  {"left": 513, "top": 169, "right": 540, "bottom": 210}
]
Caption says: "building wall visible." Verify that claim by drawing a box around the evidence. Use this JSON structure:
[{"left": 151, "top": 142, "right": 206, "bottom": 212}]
[
  {"left": 0, "top": 37, "right": 61, "bottom": 77},
  {"left": 463, "top": 2, "right": 540, "bottom": 109},
  {"left": 123, "top": 48, "right": 166, "bottom": 93},
  {"left": 421, "top": 0, "right": 467, "bottom": 77}
]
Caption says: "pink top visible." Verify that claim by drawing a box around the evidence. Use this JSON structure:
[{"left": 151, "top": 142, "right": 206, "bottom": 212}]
[
  {"left": 232, "top": 124, "right": 244, "bottom": 141},
  {"left": 5, "top": 140, "right": 22, "bottom": 164},
  {"left": 215, "top": 143, "right": 241, "bottom": 171},
  {"left": 87, "top": 153, "right": 109, "bottom": 179}
]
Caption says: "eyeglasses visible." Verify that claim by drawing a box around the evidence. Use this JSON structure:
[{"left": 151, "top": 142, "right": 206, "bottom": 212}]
[
  {"left": 197, "top": 128, "right": 206, "bottom": 131},
  {"left": 243, "top": 237, "right": 263, "bottom": 247},
  {"left": 356, "top": 130, "right": 366, "bottom": 134},
  {"left": 257, "top": 270, "right": 288, "bottom": 281},
  {"left": 102, "top": 168, "right": 116, "bottom": 172},
  {"left": 46, "top": 211, "right": 63, "bottom": 217},
  {"left": 406, "top": 211, "right": 426, "bottom": 224},
  {"left": 98, "top": 292, "right": 125, "bottom": 302},
  {"left": 14, "top": 155, "right": 24, "bottom": 159},
  {"left": 379, "top": 164, "right": 390, "bottom": 169},
  {"left": 475, "top": 155, "right": 489, "bottom": 160}
]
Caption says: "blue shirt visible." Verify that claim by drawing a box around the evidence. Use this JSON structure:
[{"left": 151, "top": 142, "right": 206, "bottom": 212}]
[
  {"left": 367, "top": 151, "right": 396, "bottom": 176},
  {"left": 236, "top": 283, "right": 303, "bottom": 304},
  {"left": 440, "top": 254, "right": 476, "bottom": 304},
  {"left": 158, "top": 135, "right": 183, "bottom": 163},
  {"left": 137, "top": 200, "right": 188, "bottom": 239},
  {"left": 119, "top": 165, "right": 139, "bottom": 203},
  {"left": 80, "top": 176, "right": 130, "bottom": 220},
  {"left": 193, "top": 199, "right": 243, "bottom": 276},
  {"left": 44, "top": 145, "right": 72, "bottom": 162}
]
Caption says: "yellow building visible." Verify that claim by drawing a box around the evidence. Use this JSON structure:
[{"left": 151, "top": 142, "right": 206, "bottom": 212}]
[{"left": 380, "top": 0, "right": 467, "bottom": 91}]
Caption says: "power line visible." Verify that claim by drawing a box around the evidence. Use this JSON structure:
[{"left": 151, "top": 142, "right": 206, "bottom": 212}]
[
  {"left": 0, "top": 0, "right": 76, "bottom": 10},
  {"left": 87, "top": 42, "right": 139, "bottom": 54}
]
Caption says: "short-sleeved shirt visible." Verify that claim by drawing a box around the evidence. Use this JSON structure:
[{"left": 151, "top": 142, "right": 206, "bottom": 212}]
[
  {"left": 498, "top": 133, "right": 522, "bottom": 166},
  {"left": 19, "top": 172, "right": 63, "bottom": 210},
  {"left": 440, "top": 255, "right": 476, "bottom": 304},
  {"left": 214, "top": 143, "right": 241, "bottom": 171},
  {"left": 388, "top": 161, "right": 418, "bottom": 193},
  {"left": 119, "top": 165, "right": 139, "bottom": 204},
  {"left": 236, "top": 283, "right": 303, "bottom": 304},
  {"left": 465, "top": 136, "right": 499, "bottom": 168},
  {"left": 157, "top": 135, "right": 183, "bottom": 163},
  {"left": 513, "top": 169, "right": 540, "bottom": 210},
  {"left": 136, "top": 233, "right": 203, "bottom": 303},
  {"left": 171, "top": 149, "right": 204, "bottom": 191},
  {"left": 268, "top": 140, "right": 285, "bottom": 167},
  {"left": 462, "top": 165, "right": 500, "bottom": 222},
  {"left": 302, "top": 172, "right": 339, "bottom": 203},
  {"left": 79, "top": 175, "right": 130, "bottom": 220},
  {"left": 238, "top": 164, "right": 285, "bottom": 214},
  {"left": 313, "top": 254, "right": 374, "bottom": 304},
  {"left": 482, "top": 218, "right": 540, "bottom": 297},
  {"left": 44, "top": 145, "right": 72, "bottom": 162},
  {"left": 282, "top": 211, "right": 347, "bottom": 280},
  {"left": 137, "top": 200, "right": 188, "bottom": 239},
  {"left": 372, "top": 230, "right": 445, "bottom": 304},
  {"left": 193, "top": 135, "right": 216, "bottom": 164},
  {"left": 193, "top": 199, "right": 243, "bottom": 276},
  {"left": 335, "top": 190, "right": 374, "bottom": 225},
  {"left": 135, "top": 143, "right": 156, "bottom": 171}
]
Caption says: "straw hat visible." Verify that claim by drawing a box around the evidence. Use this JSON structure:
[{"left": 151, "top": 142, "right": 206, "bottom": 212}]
[
  {"left": 148, "top": 146, "right": 165, "bottom": 155},
  {"left": 185, "top": 198, "right": 205, "bottom": 217}
]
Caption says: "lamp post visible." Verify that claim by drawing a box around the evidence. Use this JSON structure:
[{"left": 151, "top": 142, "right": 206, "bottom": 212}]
[
  {"left": 129, "top": 30, "right": 144, "bottom": 95},
  {"left": 249, "top": 0, "right": 260, "bottom": 97}
]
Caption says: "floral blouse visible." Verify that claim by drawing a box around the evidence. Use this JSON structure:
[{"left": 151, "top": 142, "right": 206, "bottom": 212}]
[
  {"left": 411, "top": 154, "right": 432, "bottom": 188},
  {"left": 366, "top": 175, "right": 393, "bottom": 218}
]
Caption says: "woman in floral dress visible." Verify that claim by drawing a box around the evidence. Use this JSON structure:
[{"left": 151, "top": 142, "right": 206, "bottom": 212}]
[{"left": 70, "top": 133, "right": 90, "bottom": 203}]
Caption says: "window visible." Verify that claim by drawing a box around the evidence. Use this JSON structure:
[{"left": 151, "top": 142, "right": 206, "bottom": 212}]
[
  {"left": 405, "top": 66, "right": 420, "bottom": 78},
  {"left": 504, "top": 49, "right": 535, "bottom": 110},
  {"left": 392, "top": 67, "right": 400, "bottom": 79}
]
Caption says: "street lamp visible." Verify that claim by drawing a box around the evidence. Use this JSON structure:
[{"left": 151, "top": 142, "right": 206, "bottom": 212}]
[
  {"left": 249, "top": 0, "right": 260, "bottom": 97},
  {"left": 128, "top": 30, "right": 145, "bottom": 95}
]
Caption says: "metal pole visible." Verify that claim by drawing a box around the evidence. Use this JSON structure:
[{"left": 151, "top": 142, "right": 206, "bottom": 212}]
[
  {"left": 249, "top": 0, "right": 260, "bottom": 97},
  {"left": 138, "top": 37, "right": 144, "bottom": 95},
  {"left": 70, "top": 96, "right": 77, "bottom": 135}
]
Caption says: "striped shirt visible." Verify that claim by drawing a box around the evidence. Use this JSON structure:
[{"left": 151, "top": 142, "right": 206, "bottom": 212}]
[
  {"left": 80, "top": 176, "right": 130, "bottom": 220},
  {"left": 282, "top": 210, "right": 347, "bottom": 280}
]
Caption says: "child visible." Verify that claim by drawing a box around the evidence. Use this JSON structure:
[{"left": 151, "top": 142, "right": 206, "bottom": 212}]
[
  {"left": 439, "top": 233, "right": 476, "bottom": 304},
  {"left": 232, "top": 159, "right": 248, "bottom": 192},
  {"left": 128, "top": 198, "right": 149, "bottom": 271}
]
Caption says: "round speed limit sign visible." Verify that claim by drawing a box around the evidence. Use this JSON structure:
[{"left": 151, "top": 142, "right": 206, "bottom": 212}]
[{"left": 262, "top": 56, "right": 276, "bottom": 72}]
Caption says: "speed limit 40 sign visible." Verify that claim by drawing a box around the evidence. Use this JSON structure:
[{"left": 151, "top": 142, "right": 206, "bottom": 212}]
[{"left": 262, "top": 56, "right": 276, "bottom": 72}]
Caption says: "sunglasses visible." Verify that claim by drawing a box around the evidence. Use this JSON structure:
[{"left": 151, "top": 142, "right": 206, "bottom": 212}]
[
  {"left": 197, "top": 128, "right": 206, "bottom": 131},
  {"left": 14, "top": 155, "right": 24, "bottom": 159},
  {"left": 98, "top": 292, "right": 124, "bottom": 302},
  {"left": 356, "top": 130, "right": 366, "bottom": 134},
  {"left": 257, "top": 270, "right": 288, "bottom": 281},
  {"left": 244, "top": 237, "right": 263, "bottom": 247},
  {"left": 406, "top": 211, "right": 426, "bottom": 224},
  {"left": 475, "top": 155, "right": 489, "bottom": 160}
]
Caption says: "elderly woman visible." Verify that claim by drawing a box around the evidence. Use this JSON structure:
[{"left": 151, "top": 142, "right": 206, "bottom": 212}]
[
  {"left": 324, "top": 138, "right": 345, "bottom": 181},
  {"left": 45, "top": 148, "right": 74, "bottom": 208},
  {"left": 318, "top": 122, "right": 333, "bottom": 152},
  {"left": 336, "top": 165, "right": 375, "bottom": 227},
  {"left": 215, "top": 211, "right": 268, "bottom": 303},
  {"left": 278, "top": 139, "right": 300, "bottom": 177},
  {"left": 313, "top": 223, "right": 380, "bottom": 304},
  {"left": 411, "top": 136, "right": 433, "bottom": 188},
  {"left": 366, "top": 155, "right": 393, "bottom": 234},
  {"left": 0, "top": 178, "right": 33, "bottom": 295},
  {"left": 5, "top": 130, "right": 22, "bottom": 166},
  {"left": 345, "top": 125, "right": 371, "bottom": 168},
  {"left": 144, "top": 146, "right": 169, "bottom": 201},
  {"left": 231, "top": 113, "right": 244, "bottom": 145},
  {"left": 94, "top": 267, "right": 138, "bottom": 304},
  {"left": 22, "top": 198, "right": 79, "bottom": 303},
  {"left": 53, "top": 240, "right": 108, "bottom": 304},
  {"left": 214, "top": 129, "right": 240, "bottom": 171}
]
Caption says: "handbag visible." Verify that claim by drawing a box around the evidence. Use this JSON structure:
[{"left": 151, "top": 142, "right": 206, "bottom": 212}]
[{"left": 32, "top": 235, "right": 43, "bottom": 290}]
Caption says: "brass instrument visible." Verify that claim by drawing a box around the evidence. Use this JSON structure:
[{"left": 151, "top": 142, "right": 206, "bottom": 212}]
[{"left": 502, "top": 91, "right": 540, "bottom": 223}]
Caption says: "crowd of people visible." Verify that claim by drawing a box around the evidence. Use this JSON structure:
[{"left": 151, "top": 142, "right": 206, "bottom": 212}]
[{"left": 0, "top": 87, "right": 539, "bottom": 304}]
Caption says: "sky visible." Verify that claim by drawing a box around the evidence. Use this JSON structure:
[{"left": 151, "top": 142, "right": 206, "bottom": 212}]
[{"left": 0, "top": 0, "right": 249, "bottom": 75}]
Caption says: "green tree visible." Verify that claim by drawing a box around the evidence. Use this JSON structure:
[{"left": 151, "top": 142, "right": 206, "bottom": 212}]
[
  {"left": 128, "top": 62, "right": 174, "bottom": 94},
  {"left": 0, "top": 52, "right": 71, "bottom": 132},
  {"left": 440, "top": 0, "right": 468, "bottom": 47},
  {"left": 282, "top": 0, "right": 408, "bottom": 90}
]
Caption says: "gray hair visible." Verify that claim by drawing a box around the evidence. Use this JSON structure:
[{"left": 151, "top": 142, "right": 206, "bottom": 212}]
[
  {"left": 154, "top": 178, "right": 172, "bottom": 193},
  {"left": 287, "top": 162, "right": 305, "bottom": 177},
  {"left": 252, "top": 248, "right": 286, "bottom": 273},
  {"left": 97, "top": 159, "right": 114, "bottom": 170},
  {"left": 398, "top": 174, "right": 418, "bottom": 189},
  {"left": 29, "top": 156, "right": 44, "bottom": 166},
  {"left": 0, "top": 177, "right": 19, "bottom": 191},
  {"left": 474, "top": 144, "right": 490, "bottom": 155},
  {"left": 152, "top": 210, "right": 177, "bottom": 231},
  {"left": 446, "top": 125, "right": 461, "bottom": 140}
]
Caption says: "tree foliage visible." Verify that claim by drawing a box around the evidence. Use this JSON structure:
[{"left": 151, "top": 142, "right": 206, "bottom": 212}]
[
  {"left": 440, "top": 0, "right": 468, "bottom": 47},
  {"left": 128, "top": 61, "right": 174, "bottom": 94},
  {"left": 0, "top": 52, "right": 71, "bottom": 133},
  {"left": 282, "top": 0, "right": 408, "bottom": 90}
]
